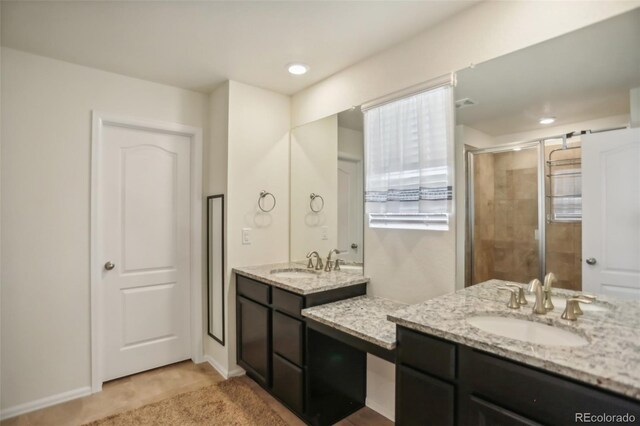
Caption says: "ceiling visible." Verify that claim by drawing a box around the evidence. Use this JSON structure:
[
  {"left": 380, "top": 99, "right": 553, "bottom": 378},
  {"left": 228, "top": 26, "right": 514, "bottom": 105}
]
[
  {"left": 455, "top": 8, "right": 640, "bottom": 137},
  {"left": 1, "top": 1, "right": 478, "bottom": 95}
]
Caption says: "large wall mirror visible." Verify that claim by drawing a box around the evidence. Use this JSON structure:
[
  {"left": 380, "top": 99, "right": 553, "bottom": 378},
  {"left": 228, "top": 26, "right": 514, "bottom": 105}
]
[
  {"left": 456, "top": 9, "right": 640, "bottom": 298},
  {"left": 207, "top": 194, "right": 225, "bottom": 344},
  {"left": 290, "top": 108, "right": 365, "bottom": 274}
]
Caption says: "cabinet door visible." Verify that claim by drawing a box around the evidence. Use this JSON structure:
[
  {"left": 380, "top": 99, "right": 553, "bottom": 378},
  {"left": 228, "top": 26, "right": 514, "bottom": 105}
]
[
  {"left": 237, "top": 296, "right": 270, "bottom": 386},
  {"left": 396, "top": 365, "right": 454, "bottom": 426},
  {"left": 273, "top": 311, "right": 303, "bottom": 366}
]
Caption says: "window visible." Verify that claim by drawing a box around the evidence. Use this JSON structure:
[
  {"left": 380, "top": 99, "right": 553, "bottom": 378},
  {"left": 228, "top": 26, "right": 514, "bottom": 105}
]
[{"left": 363, "top": 83, "right": 454, "bottom": 230}]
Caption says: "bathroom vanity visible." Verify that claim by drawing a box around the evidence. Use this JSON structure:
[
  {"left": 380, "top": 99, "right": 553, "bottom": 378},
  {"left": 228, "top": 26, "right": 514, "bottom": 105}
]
[
  {"left": 388, "top": 281, "right": 640, "bottom": 425},
  {"left": 233, "top": 263, "right": 369, "bottom": 426}
]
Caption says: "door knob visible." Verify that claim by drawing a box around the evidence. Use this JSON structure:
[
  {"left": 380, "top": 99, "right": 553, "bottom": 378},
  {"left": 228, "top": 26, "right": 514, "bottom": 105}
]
[
  {"left": 351, "top": 243, "right": 358, "bottom": 249},
  {"left": 104, "top": 261, "right": 116, "bottom": 271},
  {"left": 586, "top": 258, "right": 597, "bottom": 265}
]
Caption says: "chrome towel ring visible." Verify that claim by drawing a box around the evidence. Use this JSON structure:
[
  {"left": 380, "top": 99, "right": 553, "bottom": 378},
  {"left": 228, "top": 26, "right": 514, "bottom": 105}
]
[
  {"left": 258, "top": 190, "right": 276, "bottom": 212},
  {"left": 309, "top": 193, "right": 324, "bottom": 213}
]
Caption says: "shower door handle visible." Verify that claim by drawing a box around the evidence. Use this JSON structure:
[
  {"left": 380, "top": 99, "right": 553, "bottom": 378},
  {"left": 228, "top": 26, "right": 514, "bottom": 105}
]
[{"left": 585, "top": 258, "right": 597, "bottom": 265}]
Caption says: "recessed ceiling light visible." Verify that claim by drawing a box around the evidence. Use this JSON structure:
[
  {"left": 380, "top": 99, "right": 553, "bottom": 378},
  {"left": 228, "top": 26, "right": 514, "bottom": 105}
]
[
  {"left": 539, "top": 117, "right": 556, "bottom": 125},
  {"left": 287, "top": 63, "right": 309, "bottom": 75}
]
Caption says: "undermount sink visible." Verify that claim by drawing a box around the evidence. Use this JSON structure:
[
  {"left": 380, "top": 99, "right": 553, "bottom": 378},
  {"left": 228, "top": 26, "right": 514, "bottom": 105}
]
[
  {"left": 270, "top": 268, "right": 318, "bottom": 279},
  {"left": 467, "top": 315, "right": 589, "bottom": 347},
  {"left": 550, "top": 296, "right": 608, "bottom": 312}
]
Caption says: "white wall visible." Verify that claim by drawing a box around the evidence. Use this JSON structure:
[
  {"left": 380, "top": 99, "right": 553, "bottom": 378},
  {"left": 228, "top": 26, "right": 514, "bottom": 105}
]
[
  {"left": 290, "top": 115, "right": 338, "bottom": 261},
  {"left": 205, "top": 81, "right": 291, "bottom": 375},
  {"left": 203, "top": 82, "right": 230, "bottom": 372},
  {"left": 0, "top": 47, "right": 209, "bottom": 413}
]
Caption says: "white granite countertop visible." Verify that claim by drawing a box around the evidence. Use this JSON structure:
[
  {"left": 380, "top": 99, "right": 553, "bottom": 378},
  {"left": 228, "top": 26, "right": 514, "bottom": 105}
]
[
  {"left": 302, "top": 296, "right": 407, "bottom": 350},
  {"left": 388, "top": 280, "right": 640, "bottom": 400},
  {"left": 233, "top": 262, "right": 369, "bottom": 295}
]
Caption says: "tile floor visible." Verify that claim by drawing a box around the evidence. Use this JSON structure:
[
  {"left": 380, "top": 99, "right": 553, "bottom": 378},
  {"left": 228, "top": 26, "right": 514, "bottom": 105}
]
[{"left": 2, "top": 361, "right": 392, "bottom": 426}]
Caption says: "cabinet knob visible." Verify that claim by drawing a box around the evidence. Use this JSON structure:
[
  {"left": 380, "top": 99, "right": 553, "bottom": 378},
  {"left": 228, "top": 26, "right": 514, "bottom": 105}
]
[
  {"left": 585, "top": 258, "right": 597, "bottom": 265},
  {"left": 104, "top": 261, "right": 116, "bottom": 271},
  {"left": 351, "top": 243, "right": 358, "bottom": 249}
]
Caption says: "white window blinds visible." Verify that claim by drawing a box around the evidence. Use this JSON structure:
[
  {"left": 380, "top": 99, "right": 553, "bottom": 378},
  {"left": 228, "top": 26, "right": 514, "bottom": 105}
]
[{"left": 364, "top": 84, "right": 454, "bottom": 230}]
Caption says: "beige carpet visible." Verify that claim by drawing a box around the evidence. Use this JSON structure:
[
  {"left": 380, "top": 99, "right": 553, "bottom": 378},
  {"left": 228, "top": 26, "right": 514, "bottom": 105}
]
[{"left": 84, "top": 378, "right": 288, "bottom": 426}]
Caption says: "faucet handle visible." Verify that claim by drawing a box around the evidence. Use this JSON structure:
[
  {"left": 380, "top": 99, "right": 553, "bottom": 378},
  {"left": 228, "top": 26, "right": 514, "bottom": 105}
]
[
  {"left": 498, "top": 287, "right": 521, "bottom": 309},
  {"left": 505, "top": 284, "right": 528, "bottom": 305},
  {"left": 316, "top": 257, "right": 323, "bottom": 271},
  {"left": 561, "top": 297, "right": 593, "bottom": 321},
  {"left": 334, "top": 259, "right": 344, "bottom": 271}
]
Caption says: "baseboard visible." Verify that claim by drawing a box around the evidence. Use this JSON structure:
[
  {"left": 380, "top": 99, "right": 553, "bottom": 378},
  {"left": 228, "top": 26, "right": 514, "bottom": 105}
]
[
  {"left": 366, "top": 397, "right": 395, "bottom": 422},
  {"left": 0, "top": 386, "right": 92, "bottom": 421},
  {"left": 204, "top": 355, "right": 245, "bottom": 379}
]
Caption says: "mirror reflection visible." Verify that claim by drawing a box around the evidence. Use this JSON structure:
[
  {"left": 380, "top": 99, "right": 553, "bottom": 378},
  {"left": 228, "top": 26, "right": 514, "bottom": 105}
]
[
  {"left": 290, "top": 108, "right": 364, "bottom": 273},
  {"left": 456, "top": 9, "right": 640, "bottom": 296}
]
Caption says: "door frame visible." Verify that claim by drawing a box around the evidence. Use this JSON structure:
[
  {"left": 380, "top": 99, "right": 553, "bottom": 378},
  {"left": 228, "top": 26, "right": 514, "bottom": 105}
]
[{"left": 90, "top": 111, "right": 203, "bottom": 393}]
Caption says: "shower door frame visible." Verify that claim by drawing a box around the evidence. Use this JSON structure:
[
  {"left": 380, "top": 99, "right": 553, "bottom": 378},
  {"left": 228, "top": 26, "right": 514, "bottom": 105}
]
[{"left": 466, "top": 141, "right": 546, "bottom": 286}]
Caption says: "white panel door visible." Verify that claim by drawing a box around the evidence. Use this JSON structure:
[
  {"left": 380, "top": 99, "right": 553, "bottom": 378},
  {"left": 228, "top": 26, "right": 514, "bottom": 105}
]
[
  {"left": 582, "top": 128, "right": 640, "bottom": 299},
  {"left": 101, "top": 123, "right": 191, "bottom": 381},
  {"left": 338, "top": 158, "right": 363, "bottom": 263}
]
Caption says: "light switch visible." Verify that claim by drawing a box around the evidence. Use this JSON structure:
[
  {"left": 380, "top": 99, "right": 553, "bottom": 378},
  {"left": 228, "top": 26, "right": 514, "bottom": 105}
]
[
  {"left": 242, "top": 228, "right": 252, "bottom": 245},
  {"left": 320, "top": 226, "right": 328, "bottom": 241}
]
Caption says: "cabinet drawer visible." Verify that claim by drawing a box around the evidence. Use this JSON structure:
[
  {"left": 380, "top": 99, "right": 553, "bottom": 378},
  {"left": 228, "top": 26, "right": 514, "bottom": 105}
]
[
  {"left": 396, "top": 365, "right": 454, "bottom": 426},
  {"left": 272, "top": 353, "right": 304, "bottom": 415},
  {"left": 237, "top": 275, "right": 270, "bottom": 305},
  {"left": 398, "top": 327, "right": 456, "bottom": 381},
  {"left": 272, "top": 288, "right": 304, "bottom": 318},
  {"left": 459, "top": 347, "right": 640, "bottom": 425},
  {"left": 466, "top": 396, "right": 541, "bottom": 426},
  {"left": 273, "top": 311, "right": 303, "bottom": 366}
]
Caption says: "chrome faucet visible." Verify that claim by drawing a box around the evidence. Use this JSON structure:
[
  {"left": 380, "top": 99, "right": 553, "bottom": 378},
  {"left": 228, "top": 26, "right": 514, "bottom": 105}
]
[
  {"left": 306, "top": 251, "right": 323, "bottom": 271},
  {"left": 528, "top": 279, "right": 547, "bottom": 315},
  {"left": 324, "top": 249, "right": 341, "bottom": 272},
  {"left": 543, "top": 272, "right": 557, "bottom": 311}
]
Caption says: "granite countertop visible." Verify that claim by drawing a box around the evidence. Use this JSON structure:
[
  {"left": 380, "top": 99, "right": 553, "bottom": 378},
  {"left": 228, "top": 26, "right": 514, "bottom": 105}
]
[
  {"left": 388, "top": 280, "right": 640, "bottom": 400},
  {"left": 233, "top": 262, "right": 369, "bottom": 295},
  {"left": 302, "top": 296, "right": 407, "bottom": 350}
]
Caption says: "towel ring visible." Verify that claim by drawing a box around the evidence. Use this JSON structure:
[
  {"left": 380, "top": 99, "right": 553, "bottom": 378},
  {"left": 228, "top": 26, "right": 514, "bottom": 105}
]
[
  {"left": 309, "top": 193, "right": 324, "bottom": 213},
  {"left": 258, "top": 190, "right": 276, "bottom": 212}
]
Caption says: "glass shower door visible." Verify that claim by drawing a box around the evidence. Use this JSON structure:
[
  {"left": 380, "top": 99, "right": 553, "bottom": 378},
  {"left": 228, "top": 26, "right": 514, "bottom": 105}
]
[{"left": 468, "top": 144, "right": 542, "bottom": 286}]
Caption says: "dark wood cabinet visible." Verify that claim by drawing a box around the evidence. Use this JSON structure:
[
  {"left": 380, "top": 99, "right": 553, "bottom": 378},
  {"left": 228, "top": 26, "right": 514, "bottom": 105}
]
[
  {"left": 236, "top": 273, "right": 367, "bottom": 426},
  {"left": 237, "top": 296, "right": 270, "bottom": 386},
  {"left": 396, "top": 326, "right": 640, "bottom": 426}
]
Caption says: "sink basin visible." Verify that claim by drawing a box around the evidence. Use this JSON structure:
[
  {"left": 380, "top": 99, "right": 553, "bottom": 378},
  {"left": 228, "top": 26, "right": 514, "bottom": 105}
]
[
  {"left": 550, "top": 296, "right": 608, "bottom": 312},
  {"left": 270, "top": 268, "right": 318, "bottom": 279},
  {"left": 467, "top": 315, "right": 589, "bottom": 347}
]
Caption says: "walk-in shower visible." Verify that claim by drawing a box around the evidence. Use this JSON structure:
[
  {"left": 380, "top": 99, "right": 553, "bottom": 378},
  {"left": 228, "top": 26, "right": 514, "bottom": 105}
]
[{"left": 466, "top": 137, "right": 584, "bottom": 290}]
